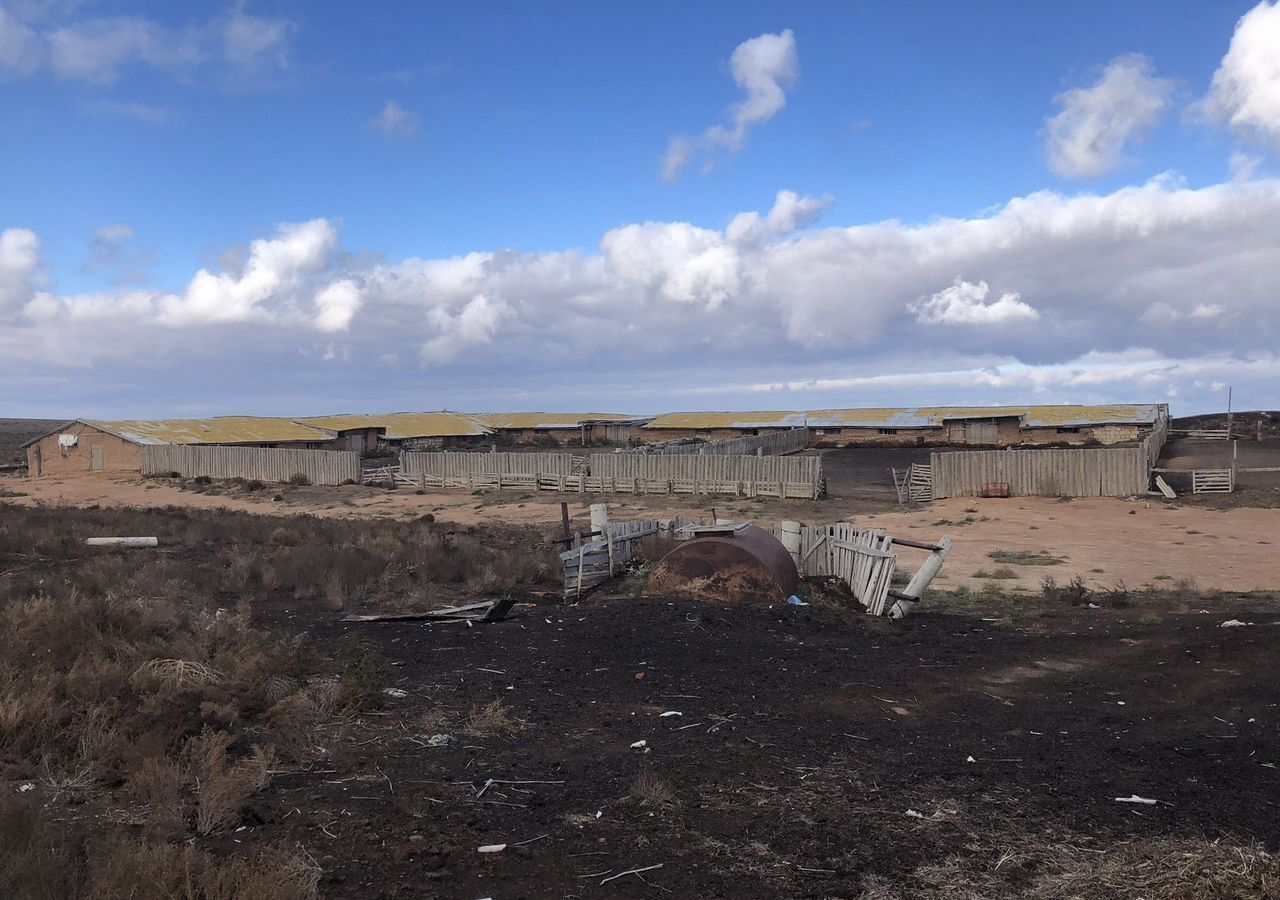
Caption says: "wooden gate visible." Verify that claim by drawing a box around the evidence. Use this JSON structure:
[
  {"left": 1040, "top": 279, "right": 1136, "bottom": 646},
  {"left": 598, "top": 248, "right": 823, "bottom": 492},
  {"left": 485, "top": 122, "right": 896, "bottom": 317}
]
[{"left": 1192, "top": 469, "right": 1233, "bottom": 493}]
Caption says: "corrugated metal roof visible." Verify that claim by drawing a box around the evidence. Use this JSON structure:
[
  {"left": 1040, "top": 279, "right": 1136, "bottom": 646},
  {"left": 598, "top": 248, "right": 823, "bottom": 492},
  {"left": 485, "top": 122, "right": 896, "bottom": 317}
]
[
  {"left": 808, "top": 405, "right": 1162, "bottom": 428},
  {"left": 643, "top": 412, "right": 808, "bottom": 429},
  {"left": 299, "top": 412, "right": 491, "bottom": 439},
  {"left": 88, "top": 417, "right": 338, "bottom": 446},
  {"left": 467, "top": 412, "right": 636, "bottom": 430},
  {"left": 647, "top": 405, "right": 1163, "bottom": 430}
]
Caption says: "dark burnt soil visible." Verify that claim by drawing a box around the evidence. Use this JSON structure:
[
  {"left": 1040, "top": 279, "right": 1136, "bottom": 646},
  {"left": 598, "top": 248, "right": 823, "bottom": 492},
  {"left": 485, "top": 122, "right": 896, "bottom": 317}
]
[{"left": 245, "top": 592, "right": 1280, "bottom": 898}]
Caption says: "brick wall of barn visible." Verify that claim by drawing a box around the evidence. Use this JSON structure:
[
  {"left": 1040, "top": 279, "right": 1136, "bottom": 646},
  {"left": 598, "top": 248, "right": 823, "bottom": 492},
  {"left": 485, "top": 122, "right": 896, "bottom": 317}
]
[{"left": 27, "top": 423, "right": 143, "bottom": 477}]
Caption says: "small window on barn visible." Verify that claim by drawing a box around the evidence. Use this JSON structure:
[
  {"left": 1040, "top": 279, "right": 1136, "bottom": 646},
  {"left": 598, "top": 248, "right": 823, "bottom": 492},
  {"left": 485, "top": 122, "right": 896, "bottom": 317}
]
[
  {"left": 818, "top": 428, "right": 842, "bottom": 435},
  {"left": 1057, "top": 427, "right": 1080, "bottom": 434},
  {"left": 879, "top": 428, "right": 898, "bottom": 435}
]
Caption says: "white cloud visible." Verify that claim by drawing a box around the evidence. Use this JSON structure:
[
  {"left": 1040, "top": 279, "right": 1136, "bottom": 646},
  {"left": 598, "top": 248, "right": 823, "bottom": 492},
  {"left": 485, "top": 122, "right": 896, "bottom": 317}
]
[
  {"left": 158, "top": 218, "right": 339, "bottom": 326},
  {"left": 662, "top": 29, "right": 798, "bottom": 182},
  {"left": 6, "top": 178, "right": 1280, "bottom": 409},
  {"left": 313, "top": 279, "right": 362, "bottom": 332},
  {"left": 1045, "top": 54, "right": 1175, "bottom": 178},
  {"left": 725, "top": 189, "right": 831, "bottom": 243},
  {"left": 46, "top": 17, "right": 203, "bottom": 82},
  {"left": 0, "top": 4, "right": 293, "bottom": 83},
  {"left": 368, "top": 100, "right": 419, "bottom": 137},
  {"left": 1204, "top": 1, "right": 1280, "bottom": 145},
  {"left": 221, "top": 6, "right": 292, "bottom": 68},
  {"left": 908, "top": 278, "right": 1040, "bottom": 326},
  {"left": 1229, "top": 150, "right": 1262, "bottom": 180},
  {"left": 0, "top": 228, "right": 41, "bottom": 318},
  {"left": 422, "top": 294, "right": 511, "bottom": 363},
  {"left": 0, "top": 6, "right": 39, "bottom": 71}
]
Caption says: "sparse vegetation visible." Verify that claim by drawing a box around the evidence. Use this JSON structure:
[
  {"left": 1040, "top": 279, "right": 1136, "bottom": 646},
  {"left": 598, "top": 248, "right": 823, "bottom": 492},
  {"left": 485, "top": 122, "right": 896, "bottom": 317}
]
[{"left": 989, "top": 549, "right": 1064, "bottom": 566}]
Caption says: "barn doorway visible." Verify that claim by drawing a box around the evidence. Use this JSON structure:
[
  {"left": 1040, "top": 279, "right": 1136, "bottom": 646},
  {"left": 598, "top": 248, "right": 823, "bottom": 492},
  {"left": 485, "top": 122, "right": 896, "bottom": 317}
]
[{"left": 91, "top": 446, "right": 104, "bottom": 471}]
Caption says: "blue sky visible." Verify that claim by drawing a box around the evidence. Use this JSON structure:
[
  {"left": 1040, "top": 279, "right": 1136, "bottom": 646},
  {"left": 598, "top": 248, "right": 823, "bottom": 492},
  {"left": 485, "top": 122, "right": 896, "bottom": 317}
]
[{"left": 2, "top": 1, "right": 1279, "bottom": 417}]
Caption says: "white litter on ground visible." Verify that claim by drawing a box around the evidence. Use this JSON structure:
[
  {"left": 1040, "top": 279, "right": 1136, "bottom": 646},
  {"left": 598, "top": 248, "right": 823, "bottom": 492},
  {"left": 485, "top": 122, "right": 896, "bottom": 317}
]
[{"left": 1114, "top": 795, "right": 1157, "bottom": 805}]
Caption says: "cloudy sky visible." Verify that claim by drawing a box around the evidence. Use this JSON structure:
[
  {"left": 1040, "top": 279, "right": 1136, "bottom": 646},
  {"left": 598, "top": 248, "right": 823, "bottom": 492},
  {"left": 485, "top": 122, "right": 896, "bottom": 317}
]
[{"left": 2, "top": 1, "right": 1278, "bottom": 418}]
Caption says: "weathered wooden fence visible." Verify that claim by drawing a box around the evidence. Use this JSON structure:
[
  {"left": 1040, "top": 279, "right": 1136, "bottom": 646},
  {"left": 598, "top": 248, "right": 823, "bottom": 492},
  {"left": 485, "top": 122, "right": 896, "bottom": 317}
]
[
  {"left": 400, "top": 449, "right": 824, "bottom": 498},
  {"left": 1143, "top": 414, "right": 1170, "bottom": 468},
  {"left": 591, "top": 452, "right": 822, "bottom": 498},
  {"left": 626, "top": 428, "right": 810, "bottom": 457},
  {"left": 142, "top": 446, "right": 361, "bottom": 485},
  {"left": 930, "top": 446, "right": 1149, "bottom": 498},
  {"left": 561, "top": 519, "right": 663, "bottom": 597},
  {"left": 401, "top": 451, "right": 577, "bottom": 480}
]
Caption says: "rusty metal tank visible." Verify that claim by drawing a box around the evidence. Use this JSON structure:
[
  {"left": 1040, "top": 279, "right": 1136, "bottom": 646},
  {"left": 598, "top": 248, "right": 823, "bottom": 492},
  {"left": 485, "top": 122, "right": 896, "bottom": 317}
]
[{"left": 643, "top": 524, "right": 798, "bottom": 604}]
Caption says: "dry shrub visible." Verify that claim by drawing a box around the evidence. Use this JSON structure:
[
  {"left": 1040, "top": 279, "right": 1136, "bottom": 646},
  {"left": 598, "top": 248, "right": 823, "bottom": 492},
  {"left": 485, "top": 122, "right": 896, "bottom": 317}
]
[
  {"left": 336, "top": 635, "right": 394, "bottom": 707},
  {"left": 133, "top": 659, "right": 225, "bottom": 690},
  {"left": 629, "top": 771, "right": 677, "bottom": 807},
  {"left": 267, "top": 679, "right": 340, "bottom": 761},
  {"left": 466, "top": 699, "right": 523, "bottom": 737},
  {"left": 855, "top": 836, "right": 1280, "bottom": 900},
  {"left": 182, "top": 729, "right": 275, "bottom": 836}
]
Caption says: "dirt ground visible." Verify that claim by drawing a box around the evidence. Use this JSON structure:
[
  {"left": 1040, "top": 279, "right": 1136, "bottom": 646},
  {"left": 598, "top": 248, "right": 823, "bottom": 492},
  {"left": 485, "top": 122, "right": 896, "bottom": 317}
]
[
  {"left": 3, "top": 504, "right": 1279, "bottom": 898},
  {"left": 7, "top": 466, "right": 1280, "bottom": 595}
]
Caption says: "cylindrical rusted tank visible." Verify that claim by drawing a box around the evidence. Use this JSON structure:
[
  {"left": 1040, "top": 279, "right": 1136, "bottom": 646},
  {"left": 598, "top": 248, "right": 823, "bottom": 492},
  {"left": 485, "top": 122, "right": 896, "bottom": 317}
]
[{"left": 643, "top": 524, "right": 799, "bottom": 604}]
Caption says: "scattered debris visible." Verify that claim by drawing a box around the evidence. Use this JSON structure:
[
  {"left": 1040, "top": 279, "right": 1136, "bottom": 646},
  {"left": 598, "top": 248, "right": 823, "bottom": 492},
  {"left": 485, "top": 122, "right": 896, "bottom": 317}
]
[
  {"left": 18, "top": 783, "right": 34, "bottom": 793},
  {"left": 659, "top": 711, "right": 682, "bottom": 718},
  {"left": 1221, "top": 619, "right": 1254, "bottom": 628},
  {"left": 382, "top": 687, "right": 407, "bottom": 698},
  {"left": 906, "top": 809, "right": 926, "bottom": 818},
  {"left": 630, "top": 740, "right": 648, "bottom": 749},
  {"left": 478, "top": 843, "right": 507, "bottom": 853},
  {"left": 86, "top": 536, "right": 158, "bottom": 547},
  {"left": 1115, "top": 795, "right": 1158, "bottom": 805},
  {"left": 786, "top": 594, "right": 808, "bottom": 606},
  {"left": 599, "top": 864, "right": 664, "bottom": 886},
  {"left": 426, "top": 734, "right": 454, "bottom": 747},
  {"left": 341, "top": 598, "right": 516, "bottom": 624},
  {"left": 966, "top": 755, "right": 976, "bottom": 763}
]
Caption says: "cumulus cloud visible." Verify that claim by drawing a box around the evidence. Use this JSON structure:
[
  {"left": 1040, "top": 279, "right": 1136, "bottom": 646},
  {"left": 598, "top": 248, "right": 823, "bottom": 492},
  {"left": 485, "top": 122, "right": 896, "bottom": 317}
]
[
  {"left": 6, "top": 178, "right": 1280, "bottom": 407},
  {"left": 0, "top": 228, "right": 41, "bottom": 318},
  {"left": 908, "top": 279, "right": 1040, "bottom": 326},
  {"left": 368, "top": 100, "right": 419, "bottom": 137},
  {"left": 313, "top": 279, "right": 362, "bottom": 332},
  {"left": 0, "top": 6, "right": 39, "bottom": 72},
  {"left": 158, "top": 218, "right": 340, "bottom": 326},
  {"left": 662, "top": 29, "right": 798, "bottom": 182},
  {"left": 422, "top": 294, "right": 511, "bottom": 363},
  {"left": 0, "top": 4, "right": 293, "bottom": 82},
  {"left": 1204, "top": 1, "right": 1280, "bottom": 145},
  {"left": 1045, "top": 54, "right": 1175, "bottom": 178}
]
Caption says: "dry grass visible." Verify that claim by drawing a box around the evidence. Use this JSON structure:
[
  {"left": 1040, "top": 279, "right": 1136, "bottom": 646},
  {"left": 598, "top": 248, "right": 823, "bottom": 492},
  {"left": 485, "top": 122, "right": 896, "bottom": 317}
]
[
  {"left": 466, "top": 699, "right": 524, "bottom": 737},
  {"left": 629, "top": 771, "right": 677, "bottom": 808},
  {"left": 0, "top": 796, "right": 321, "bottom": 900},
  {"left": 856, "top": 836, "right": 1280, "bottom": 899}
]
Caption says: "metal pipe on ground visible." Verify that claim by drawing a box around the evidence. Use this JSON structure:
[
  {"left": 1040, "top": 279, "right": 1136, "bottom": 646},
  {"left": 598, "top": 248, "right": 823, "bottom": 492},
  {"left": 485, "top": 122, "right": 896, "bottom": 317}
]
[{"left": 86, "top": 537, "right": 159, "bottom": 548}]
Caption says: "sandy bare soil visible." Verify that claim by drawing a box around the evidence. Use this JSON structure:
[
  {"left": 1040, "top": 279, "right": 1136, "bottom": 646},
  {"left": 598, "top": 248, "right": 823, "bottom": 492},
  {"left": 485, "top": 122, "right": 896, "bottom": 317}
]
[{"left": 6, "top": 472, "right": 1280, "bottom": 594}]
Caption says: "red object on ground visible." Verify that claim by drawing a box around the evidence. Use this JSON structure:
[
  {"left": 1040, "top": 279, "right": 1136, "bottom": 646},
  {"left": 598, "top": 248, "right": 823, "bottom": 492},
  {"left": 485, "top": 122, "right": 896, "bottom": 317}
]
[{"left": 979, "top": 482, "right": 1011, "bottom": 498}]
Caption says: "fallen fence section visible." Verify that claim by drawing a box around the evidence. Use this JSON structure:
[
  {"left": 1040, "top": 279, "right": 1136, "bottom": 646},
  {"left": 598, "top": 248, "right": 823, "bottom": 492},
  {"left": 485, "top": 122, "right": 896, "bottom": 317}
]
[
  {"left": 561, "top": 520, "right": 664, "bottom": 597},
  {"left": 930, "top": 446, "right": 1148, "bottom": 499},
  {"left": 624, "top": 427, "right": 810, "bottom": 457},
  {"left": 768, "top": 522, "right": 950, "bottom": 618},
  {"left": 142, "top": 445, "right": 360, "bottom": 486}
]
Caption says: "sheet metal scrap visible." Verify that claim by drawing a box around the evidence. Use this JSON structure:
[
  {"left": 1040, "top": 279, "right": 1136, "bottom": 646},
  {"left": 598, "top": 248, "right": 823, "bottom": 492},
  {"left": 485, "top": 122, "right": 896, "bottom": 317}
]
[{"left": 341, "top": 598, "right": 516, "bottom": 624}]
